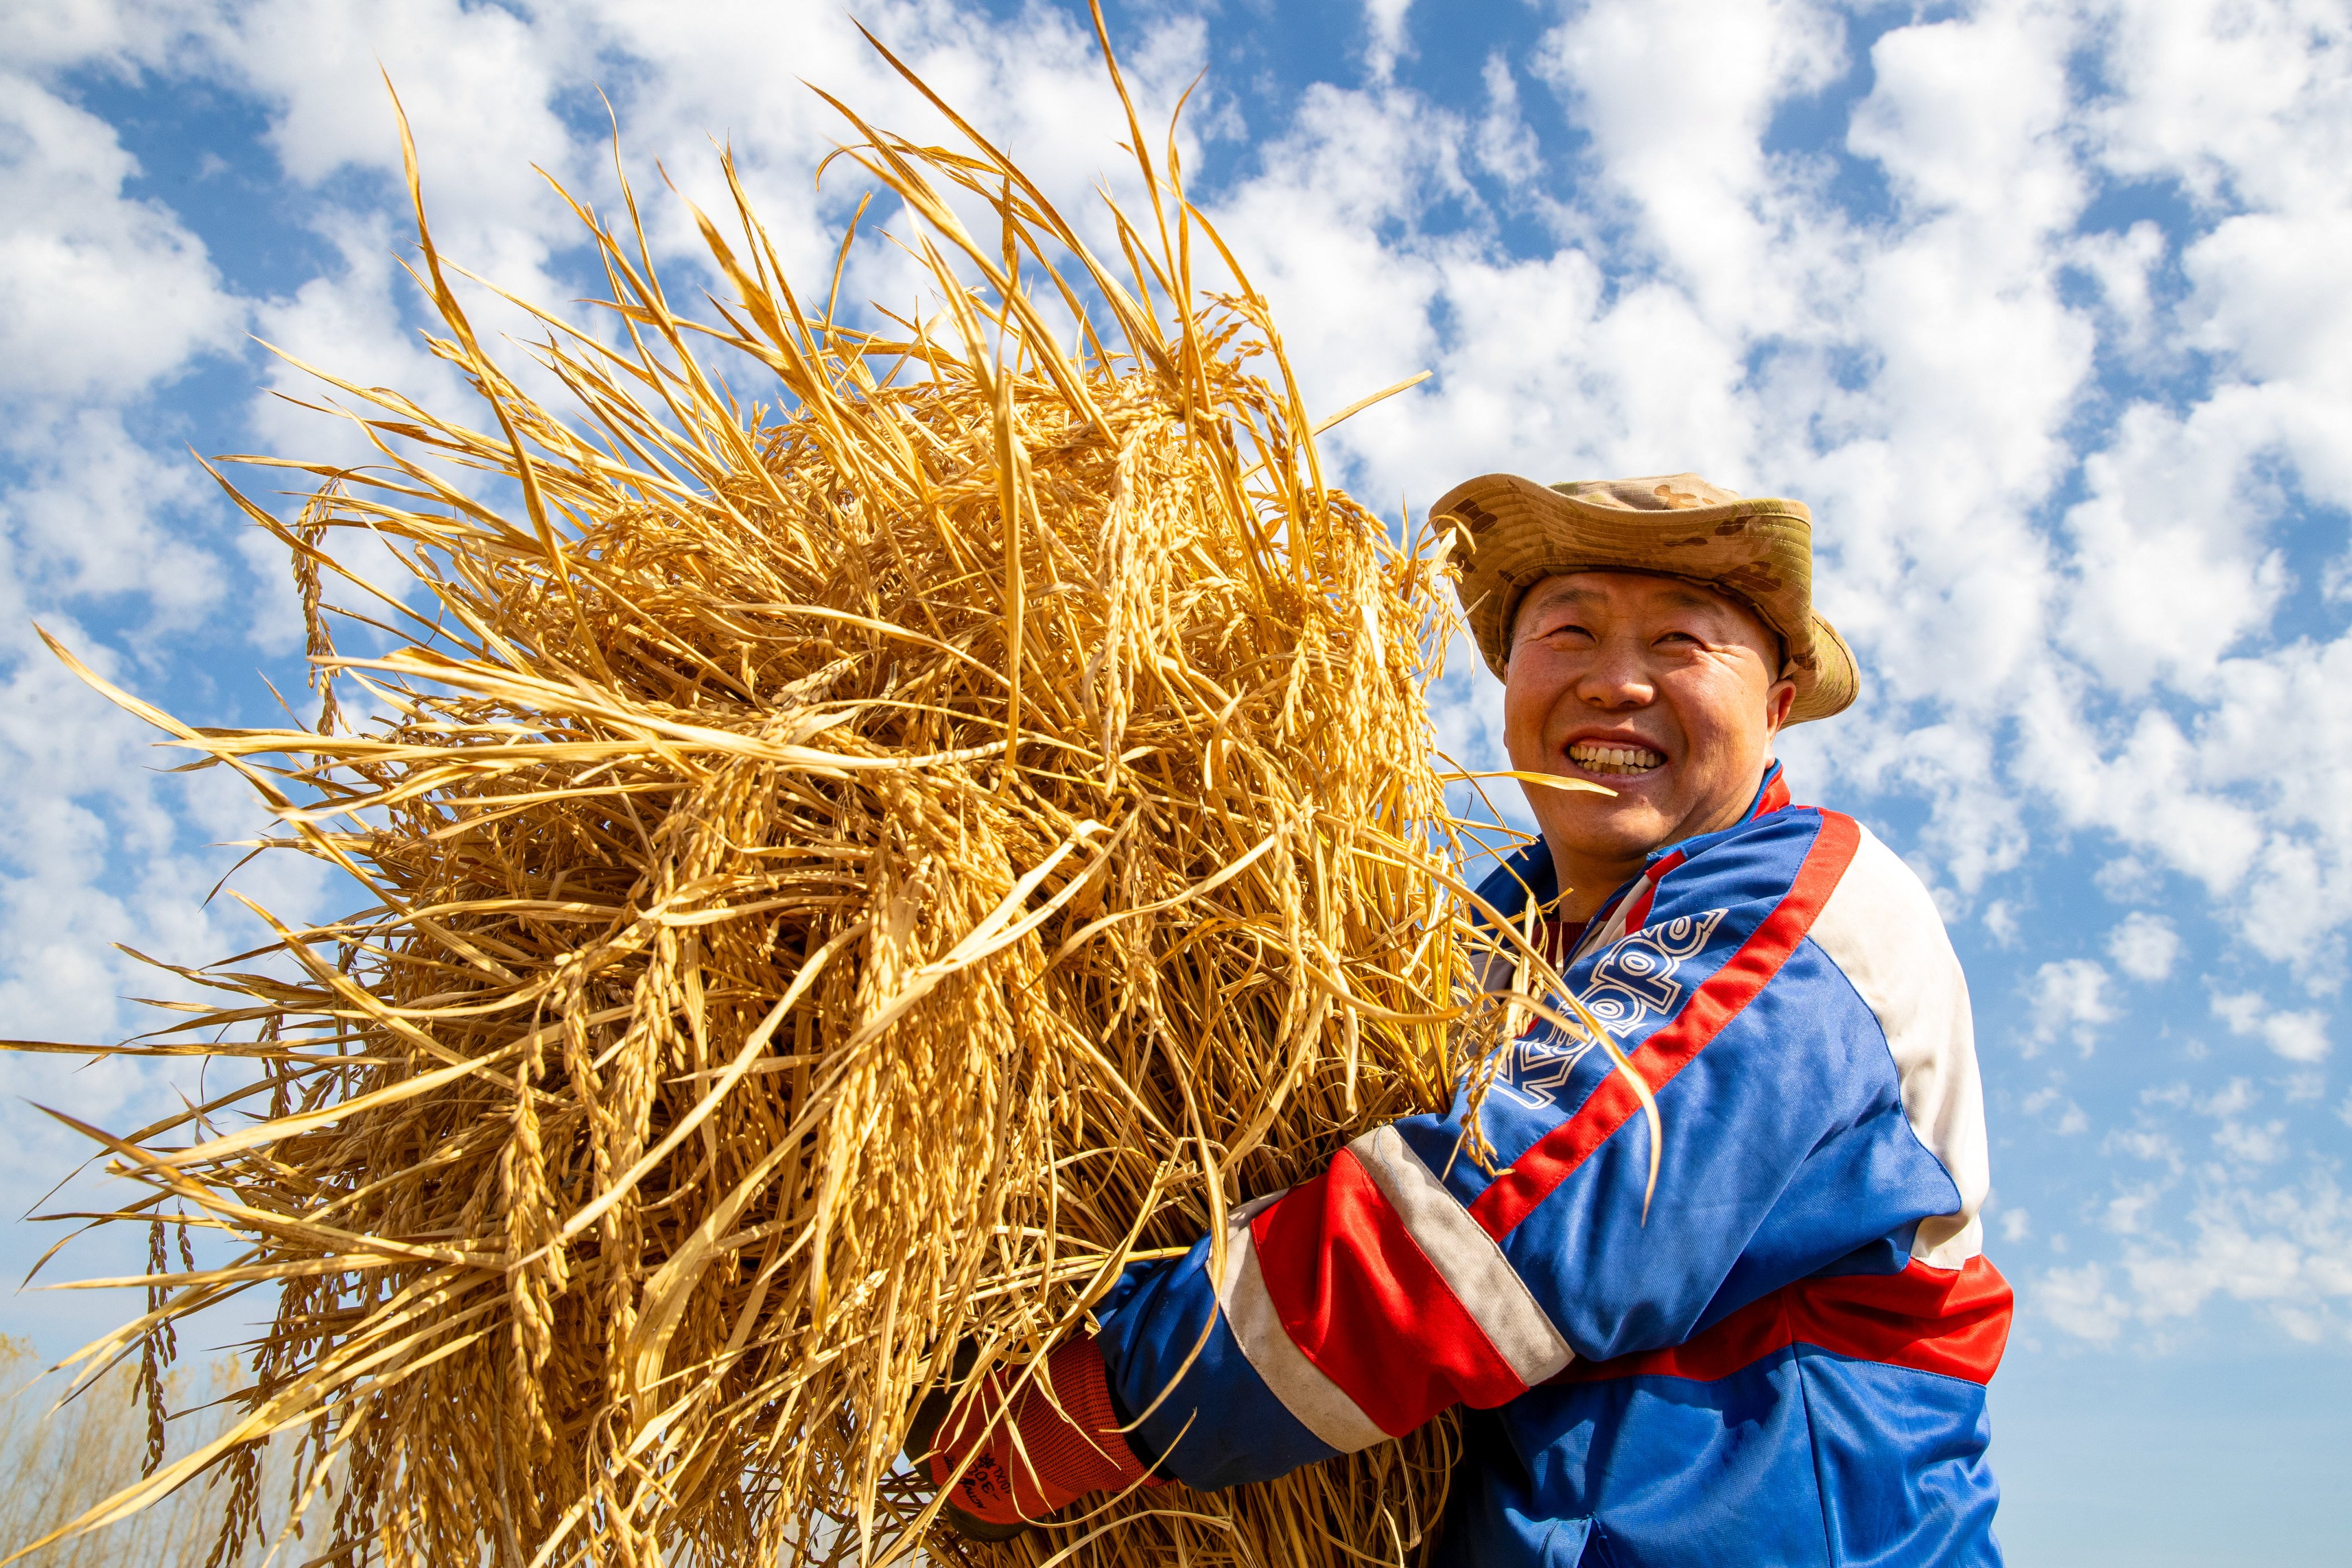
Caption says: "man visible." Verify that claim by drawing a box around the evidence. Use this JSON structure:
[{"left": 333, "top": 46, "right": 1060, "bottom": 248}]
[{"left": 921, "top": 473, "right": 2009, "bottom": 1565}]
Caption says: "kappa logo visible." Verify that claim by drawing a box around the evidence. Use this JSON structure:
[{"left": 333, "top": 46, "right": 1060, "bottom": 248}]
[{"left": 1491, "top": 909, "right": 1728, "bottom": 1111}]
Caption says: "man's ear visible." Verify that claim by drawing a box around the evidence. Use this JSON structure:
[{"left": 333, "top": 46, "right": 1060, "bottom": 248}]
[{"left": 1763, "top": 678, "right": 1798, "bottom": 735}]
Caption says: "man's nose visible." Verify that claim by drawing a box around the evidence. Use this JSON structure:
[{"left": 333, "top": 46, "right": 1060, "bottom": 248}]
[{"left": 1574, "top": 637, "right": 1654, "bottom": 708}]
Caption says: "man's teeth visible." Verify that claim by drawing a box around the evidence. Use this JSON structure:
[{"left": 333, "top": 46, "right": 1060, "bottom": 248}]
[{"left": 1567, "top": 741, "right": 1664, "bottom": 775}]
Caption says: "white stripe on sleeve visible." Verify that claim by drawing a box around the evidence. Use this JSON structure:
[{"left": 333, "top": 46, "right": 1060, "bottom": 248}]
[
  {"left": 1346, "top": 1127, "right": 1575, "bottom": 1385},
  {"left": 1212, "top": 1194, "right": 1389, "bottom": 1453},
  {"left": 1806, "top": 824, "right": 1990, "bottom": 1269}
]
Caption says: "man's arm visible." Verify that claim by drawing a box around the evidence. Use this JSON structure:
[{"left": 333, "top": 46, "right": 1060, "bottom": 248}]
[{"left": 1094, "top": 807, "right": 1986, "bottom": 1491}]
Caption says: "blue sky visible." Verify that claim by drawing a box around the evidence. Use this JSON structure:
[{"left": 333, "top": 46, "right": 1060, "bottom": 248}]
[{"left": 3, "top": 0, "right": 2349, "bottom": 1561}]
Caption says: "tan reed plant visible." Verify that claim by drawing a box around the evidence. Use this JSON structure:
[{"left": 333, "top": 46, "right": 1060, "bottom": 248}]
[{"left": 6, "top": 13, "right": 1627, "bottom": 1567}]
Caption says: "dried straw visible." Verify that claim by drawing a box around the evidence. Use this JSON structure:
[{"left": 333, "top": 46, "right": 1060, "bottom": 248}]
[{"left": 8, "top": 16, "right": 1621, "bottom": 1568}]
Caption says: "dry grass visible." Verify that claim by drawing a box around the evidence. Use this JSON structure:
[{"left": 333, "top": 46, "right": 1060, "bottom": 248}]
[
  {"left": 6, "top": 13, "right": 1620, "bottom": 1567},
  {"left": 0, "top": 1338, "right": 288, "bottom": 1568}
]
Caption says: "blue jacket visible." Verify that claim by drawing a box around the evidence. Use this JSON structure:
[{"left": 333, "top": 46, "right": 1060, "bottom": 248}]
[{"left": 1095, "top": 766, "right": 2009, "bottom": 1565}]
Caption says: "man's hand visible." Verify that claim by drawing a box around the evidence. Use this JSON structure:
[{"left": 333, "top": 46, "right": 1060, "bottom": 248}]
[{"left": 905, "top": 1336, "right": 1161, "bottom": 1539}]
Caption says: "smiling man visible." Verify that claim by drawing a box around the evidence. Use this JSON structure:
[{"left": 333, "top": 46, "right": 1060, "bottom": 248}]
[{"left": 918, "top": 473, "right": 2011, "bottom": 1565}]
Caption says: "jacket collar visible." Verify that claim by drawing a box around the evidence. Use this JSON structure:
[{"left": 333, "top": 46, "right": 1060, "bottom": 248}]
[
  {"left": 1477, "top": 760, "right": 1795, "bottom": 930},
  {"left": 1579, "top": 759, "right": 1795, "bottom": 932}
]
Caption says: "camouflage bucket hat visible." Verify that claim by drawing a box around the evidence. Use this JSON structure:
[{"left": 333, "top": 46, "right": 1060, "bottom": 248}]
[{"left": 1431, "top": 470, "right": 1859, "bottom": 724}]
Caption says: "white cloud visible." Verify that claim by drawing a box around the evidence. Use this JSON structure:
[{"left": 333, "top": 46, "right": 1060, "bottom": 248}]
[
  {"left": 1847, "top": 3, "right": 2080, "bottom": 227},
  {"left": 2041, "top": 1176, "right": 2352, "bottom": 1346},
  {"left": 2197, "top": 1076, "right": 2256, "bottom": 1119},
  {"left": 1533, "top": 0, "right": 1844, "bottom": 321},
  {"left": 0, "top": 29, "right": 283, "bottom": 1223},
  {"left": 1473, "top": 53, "right": 1540, "bottom": 186},
  {"left": 2022, "top": 1082, "right": 2090, "bottom": 1134},
  {"left": 227, "top": 0, "right": 578, "bottom": 206},
  {"left": 1362, "top": 0, "right": 1415, "bottom": 84},
  {"left": 2057, "top": 397, "right": 2292, "bottom": 698},
  {"left": 0, "top": 423, "right": 222, "bottom": 651},
  {"left": 2106, "top": 911, "right": 2181, "bottom": 982},
  {"left": 2211, "top": 991, "right": 2332, "bottom": 1063},
  {"left": 0, "top": 71, "right": 243, "bottom": 412},
  {"left": 2212, "top": 1118, "right": 2289, "bottom": 1165},
  {"left": 1976, "top": 0, "right": 2352, "bottom": 990},
  {"left": 2023, "top": 957, "right": 2114, "bottom": 1055},
  {"left": 2105, "top": 1126, "right": 2182, "bottom": 1172},
  {"left": 2092, "top": 0, "right": 2352, "bottom": 217},
  {"left": 2039, "top": 1261, "right": 2130, "bottom": 1344},
  {"left": 2063, "top": 219, "right": 2165, "bottom": 354},
  {"left": 2095, "top": 855, "right": 2162, "bottom": 903},
  {"left": 241, "top": 209, "right": 480, "bottom": 463},
  {"left": 0, "top": 620, "right": 339, "bottom": 1213},
  {"left": 2103, "top": 1180, "right": 2166, "bottom": 1237},
  {"left": 2122, "top": 1176, "right": 2352, "bottom": 1342}
]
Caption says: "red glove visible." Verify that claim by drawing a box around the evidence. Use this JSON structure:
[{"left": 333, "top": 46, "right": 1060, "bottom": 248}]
[{"left": 919, "top": 1337, "right": 1162, "bottom": 1536}]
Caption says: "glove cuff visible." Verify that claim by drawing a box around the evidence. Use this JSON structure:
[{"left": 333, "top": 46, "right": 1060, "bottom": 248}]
[
  {"left": 1018, "top": 1337, "right": 1156, "bottom": 1499},
  {"left": 928, "top": 1337, "right": 1159, "bottom": 1528}
]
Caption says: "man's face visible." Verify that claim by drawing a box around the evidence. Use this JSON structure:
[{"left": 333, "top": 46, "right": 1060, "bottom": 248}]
[{"left": 1502, "top": 570, "right": 1797, "bottom": 888}]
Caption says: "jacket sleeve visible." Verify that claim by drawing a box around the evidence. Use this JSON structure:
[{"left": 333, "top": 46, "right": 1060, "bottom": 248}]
[{"left": 1092, "top": 806, "right": 1989, "bottom": 1491}]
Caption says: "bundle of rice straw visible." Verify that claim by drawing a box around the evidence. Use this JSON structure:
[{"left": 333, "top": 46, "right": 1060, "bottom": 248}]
[{"left": 9, "top": 17, "right": 1570, "bottom": 1568}]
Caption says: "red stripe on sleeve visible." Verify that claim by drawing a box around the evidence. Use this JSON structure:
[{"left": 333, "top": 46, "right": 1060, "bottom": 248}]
[
  {"left": 1250, "top": 1148, "right": 1527, "bottom": 1434},
  {"left": 1551, "top": 1256, "right": 2014, "bottom": 1386},
  {"left": 1469, "top": 810, "right": 1862, "bottom": 1242}
]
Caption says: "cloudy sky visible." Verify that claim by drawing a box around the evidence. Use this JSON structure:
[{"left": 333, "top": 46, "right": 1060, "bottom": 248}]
[{"left": 3, "top": 0, "right": 2348, "bottom": 1561}]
